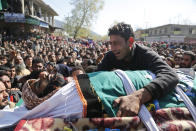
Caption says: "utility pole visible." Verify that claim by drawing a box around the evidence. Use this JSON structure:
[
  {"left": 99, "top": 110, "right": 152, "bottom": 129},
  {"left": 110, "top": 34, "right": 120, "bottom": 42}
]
[{"left": 145, "top": 21, "right": 148, "bottom": 42}]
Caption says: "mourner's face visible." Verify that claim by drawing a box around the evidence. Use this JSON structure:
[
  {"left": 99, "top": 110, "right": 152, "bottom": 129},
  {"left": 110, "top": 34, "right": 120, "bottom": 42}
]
[
  {"left": 1, "top": 58, "right": 7, "bottom": 65},
  {"left": 0, "top": 75, "right": 11, "bottom": 89},
  {"left": 15, "top": 56, "right": 23, "bottom": 64},
  {"left": 109, "top": 35, "right": 130, "bottom": 60},
  {"left": 0, "top": 82, "right": 9, "bottom": 109},
  {"left": 9, "top": 68, "right": 16, "bottom": 78},
  {"left": 32, "top": 63, "right": 44, "bottom": 72},
  {"left": 180, "top": 54, "right": 193, "bottom": 68},
  {"left": 56, "top": 53, "right": 62, "bottom": 61},
  {"left": 46, "top": 64, "right": 54, "bottom": 73},
  {"left": 50, "top": 54, "right": 56, "bottom": 62},
  {"left": 25, "top": 57, "right": 33, "bottom": 66}
]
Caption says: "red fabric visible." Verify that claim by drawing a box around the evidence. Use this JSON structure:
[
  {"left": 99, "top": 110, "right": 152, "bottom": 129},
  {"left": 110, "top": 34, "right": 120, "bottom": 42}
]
[
  {"left": 14, "top": 120, "right": 26, "bottom": 131},
  {"left": 10, "top": 95, "right": 14, "bottom": 102},
  {"left": 129, "top": 37, "right": 134, "bottom": 48},
  {"left": 15, "top": 108, "right": 196, "bottom": 131}
]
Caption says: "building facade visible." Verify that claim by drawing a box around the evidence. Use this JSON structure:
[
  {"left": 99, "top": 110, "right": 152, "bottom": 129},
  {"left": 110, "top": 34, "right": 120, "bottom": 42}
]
[
  {"left": 0, "top": 0, "right": 58, "bottom": 38},
  {"left": 135, "top": 24, "right": 196, "bottom": 43}
]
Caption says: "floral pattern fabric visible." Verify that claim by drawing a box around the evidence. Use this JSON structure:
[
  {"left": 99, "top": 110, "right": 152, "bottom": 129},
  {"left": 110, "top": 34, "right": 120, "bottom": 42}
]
[{"left": 15, "top": 107, "right": 196, "bottom": 131}]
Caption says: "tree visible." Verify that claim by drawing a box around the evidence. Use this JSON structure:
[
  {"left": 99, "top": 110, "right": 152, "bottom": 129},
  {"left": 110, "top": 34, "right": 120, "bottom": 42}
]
[
  {"left": 101, "top": 35, "right": 109, "bottom": 41},
  {"left": 64, "top": 0, "right": 104, "bottom": 39},
  {"left": 78, "top": 27, "right": 90, "bottom": 38},
  {"left": 64, "top": 14, "right": 75, "bottom": 36}
]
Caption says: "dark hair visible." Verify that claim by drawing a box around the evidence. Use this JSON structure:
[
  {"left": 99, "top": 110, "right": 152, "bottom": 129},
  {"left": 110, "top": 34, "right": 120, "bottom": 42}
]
[
  {"left": 0, "top": 56, "right": 8, "bottom": 60},
  {"left": 5, "top": 63, "right": 15, "bottom": 69},
  {"left": 24, "top": 55, "right": 32, "bottom": 62},
  {"left": 32, "top": 57, "right": 44, "bottom": 65},
  {"left": 108, "top": 22, "right": 135, "bottom": 41},
  {"left": 0, "top": 70, "right": 9, "bottom": 78},
  {"left": 0, "top": 65, "right": 10, "bottom": 71},
  {"left": 46, "top": 62, "right": 56, "bottom": 67},
  {"left": 56, "top": 58, "right": 66, "bottom": 64},
  {"left": 82, "top": 59, "right": 94, "bottom": 66},
  {"left": 55, "top": 51, "right": 62, "bottom": 56},
  {"left": 70, "top": 66, "right": 85, "bottom": 75},
  {"left": 184, "top": 51, "right": 195, "bottom": 61},
  {"left": 85, "top": 65, "right": 97, "bottom": 73},
  {"left": 39, "top": 73, "right": 66, "bottom": 98}
]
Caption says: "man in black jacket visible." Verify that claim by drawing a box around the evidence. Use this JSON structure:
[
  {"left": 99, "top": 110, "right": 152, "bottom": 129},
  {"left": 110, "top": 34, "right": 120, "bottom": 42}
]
[
  {"left": 19, "top": 57, "right": 44, "bottom": 85},
  {"left": 97, "top": 22, "right": 179, "bottom": 117}
]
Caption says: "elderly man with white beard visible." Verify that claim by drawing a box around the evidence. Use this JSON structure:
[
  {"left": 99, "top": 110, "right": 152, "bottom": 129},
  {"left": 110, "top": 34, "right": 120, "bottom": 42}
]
[{"left": 14, "top": 55, "right": 30, "bottom": 76}]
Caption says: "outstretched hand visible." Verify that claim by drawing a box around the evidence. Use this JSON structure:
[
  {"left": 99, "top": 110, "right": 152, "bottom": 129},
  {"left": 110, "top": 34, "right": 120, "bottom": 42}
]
[
  {"left": 39, "top": 71, "right": 49, "bottom": 80},
  {"left": 113, "top": 93, "right": 142, "bottom": 117},
  {"left": 113, "top": 88, "right": 152, "bottom": 117}
]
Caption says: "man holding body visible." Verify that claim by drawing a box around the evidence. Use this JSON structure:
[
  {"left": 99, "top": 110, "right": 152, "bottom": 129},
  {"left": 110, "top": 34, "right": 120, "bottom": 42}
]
[{"left": 97, "top": 22, "right": 179, "bottom": 117}]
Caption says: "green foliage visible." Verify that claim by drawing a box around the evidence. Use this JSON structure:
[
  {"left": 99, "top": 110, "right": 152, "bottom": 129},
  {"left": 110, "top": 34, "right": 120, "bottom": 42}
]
[
  {"left": 101, "top": 35, "right": 109, "bottom": 41},
  {"left": 78, "top": 27, "right": 90, "bottom": 38},
  {"left": 64, "top": 0, "right": 104, "bottom": 39}
]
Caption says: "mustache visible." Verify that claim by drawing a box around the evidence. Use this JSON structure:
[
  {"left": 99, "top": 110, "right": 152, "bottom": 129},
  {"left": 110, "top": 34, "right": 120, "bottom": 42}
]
[{"left": 2, "top": 98, "right": 8, "bottom": 102}]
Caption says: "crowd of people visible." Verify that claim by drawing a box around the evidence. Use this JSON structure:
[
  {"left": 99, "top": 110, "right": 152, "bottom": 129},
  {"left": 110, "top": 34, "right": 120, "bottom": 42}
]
[
  {"left": 0, "top": 32, "right": 109, "bottom": 109},
  {"left": 0, "top": 23, "right": 196, "bottom": 114}
]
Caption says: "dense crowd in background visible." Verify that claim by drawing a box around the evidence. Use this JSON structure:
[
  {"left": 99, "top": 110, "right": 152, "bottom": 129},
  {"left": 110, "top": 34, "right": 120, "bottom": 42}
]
[{"left": 0, "top": 31, "right": 196, "bottom": 109}]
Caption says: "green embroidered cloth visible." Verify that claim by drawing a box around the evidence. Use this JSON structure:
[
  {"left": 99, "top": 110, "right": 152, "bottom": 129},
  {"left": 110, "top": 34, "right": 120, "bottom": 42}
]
[{"left": 88, "top": 70, "right": 196, "bottom": 117}]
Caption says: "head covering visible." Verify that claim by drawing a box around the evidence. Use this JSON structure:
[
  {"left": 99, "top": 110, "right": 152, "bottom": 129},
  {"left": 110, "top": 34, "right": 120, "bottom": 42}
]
[{"left": 22, "top": 79, "right": 58, "bottom": 110}]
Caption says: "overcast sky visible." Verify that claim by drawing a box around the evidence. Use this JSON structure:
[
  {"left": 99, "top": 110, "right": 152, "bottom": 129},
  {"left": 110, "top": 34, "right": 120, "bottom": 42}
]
[{"left": 44, "top": 0, "right": 196, "bottom": 35}]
